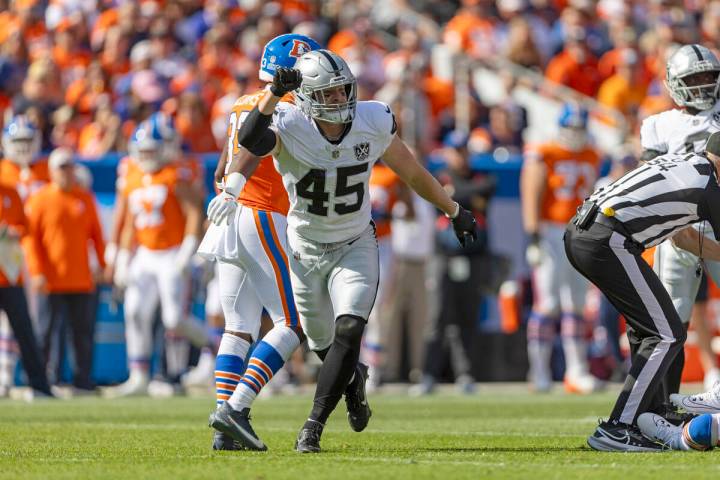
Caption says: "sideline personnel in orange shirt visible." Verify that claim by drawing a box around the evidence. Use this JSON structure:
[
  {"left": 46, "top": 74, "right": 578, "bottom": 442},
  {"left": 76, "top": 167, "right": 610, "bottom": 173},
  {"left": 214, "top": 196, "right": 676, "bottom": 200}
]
[
  {"left": 0, "top": 182, "right": 52, "bottom": 397},
  {"left": 26, "top": 148, "right": 106, "bottom": 392}
]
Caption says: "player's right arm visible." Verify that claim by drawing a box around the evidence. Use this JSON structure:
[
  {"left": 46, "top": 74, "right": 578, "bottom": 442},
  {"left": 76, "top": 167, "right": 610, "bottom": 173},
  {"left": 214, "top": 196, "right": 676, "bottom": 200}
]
[
  {"left": 233, "top": 67, "right": 304, "bottom": 158},
  {"left": 214, "top": 138, "right": 229, "bottom": 190},
  {"left": 105, "top": 184, "right": 127, "bottom": 269},
  {"left": 207, "top": 70, "right": 299, "bottom": 227},
  {"left": 520, "top": 146, "right": 547, "bottom": 265},
  {"left": 111, "top": 199, "right": 135, "bottom": 288},
  {"left": 207, "top": 89, "right": 280, "bottom": 225},
  {"left": 639, "top": 114, "right": 668, "bottom": 162}
]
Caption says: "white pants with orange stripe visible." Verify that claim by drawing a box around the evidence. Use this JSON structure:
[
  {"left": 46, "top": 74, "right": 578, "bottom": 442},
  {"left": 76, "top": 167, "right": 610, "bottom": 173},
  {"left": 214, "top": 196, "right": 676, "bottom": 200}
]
[
  {"left": 533, "top": 222, "right": 588, "bottom": 315},
  {"left": 287, "top": 223, "right": 380, "bottom": 352},
  {"left": 199, "top": 206, "right": 299, "bottom": 340},
  {"left": 124, "top": 246, "right": 207, "bottom": 362}
]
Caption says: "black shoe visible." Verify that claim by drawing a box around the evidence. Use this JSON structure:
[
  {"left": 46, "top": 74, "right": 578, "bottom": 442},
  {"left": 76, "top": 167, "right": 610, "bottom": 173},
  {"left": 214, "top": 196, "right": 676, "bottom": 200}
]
[
  {"left": 345, "top": 363, "right": 372, "bottom": 432},
  {"left": 661, "top": 405, "right": 699, "bottom": 426},
  {"left": 587, "top": 419, "right": 667, "bottom": 452},
  {"left": 212, "top": 431, "right": 246, "bottom": 451},
  {"left": 209, "top": 402, "right": 267, "bottom": 451},
  {"left": 295, "top": 421, "right": 323, "bottom": 453}
]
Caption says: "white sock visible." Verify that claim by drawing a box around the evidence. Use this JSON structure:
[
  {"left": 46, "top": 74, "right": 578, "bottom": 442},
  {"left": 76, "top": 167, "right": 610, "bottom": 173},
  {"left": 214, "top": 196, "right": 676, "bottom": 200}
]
[
  {"left": 228, "top": 326, "right": 300, "bottom": 411},
  {"left": 215, "top": 333, "right": 251, "bottom": 408}
]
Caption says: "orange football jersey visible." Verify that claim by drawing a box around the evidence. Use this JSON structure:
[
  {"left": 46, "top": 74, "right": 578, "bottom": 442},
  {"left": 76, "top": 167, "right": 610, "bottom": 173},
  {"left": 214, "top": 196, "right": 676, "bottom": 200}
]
[
  {"left": 0, "top": 183, "right": 27, "bottom": 286},
  {"left": 525, "top": 142, "right": 601, "bottom": 224},
  {"left": 227, "top": 90, "right": 290, "bottom": 215},
  {"left": 0, "top": 158, "right": 50, "bottom": 200},
  {"left": 123, "top": 162, "right": 190, "bottom": 250},
  {"left": 369, "top": 164, "right": 400, "bottom": 239}
]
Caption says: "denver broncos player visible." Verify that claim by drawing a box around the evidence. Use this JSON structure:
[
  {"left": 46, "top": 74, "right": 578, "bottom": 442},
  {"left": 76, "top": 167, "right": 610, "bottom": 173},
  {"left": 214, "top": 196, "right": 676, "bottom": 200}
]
[
  {"left": 0, "top": 116, "right": 49, "bottom": 199},
  {"left": 641, "top": 44, "right": 720, "bottom": 418},
  {"left": 197, "top": 33, "right": 321, "bottom": 451},
  {"left": 105, "top": 118, "right": 208, "bottom": 398},
  {"left": 0, "top": 116, "right": 49, "bottom": 396},
  {"left": 521, "top": 103, "right": 601, "bottom": 394},
  {"left": 107, "top": 113, "right": 205, "bottom": 283}
]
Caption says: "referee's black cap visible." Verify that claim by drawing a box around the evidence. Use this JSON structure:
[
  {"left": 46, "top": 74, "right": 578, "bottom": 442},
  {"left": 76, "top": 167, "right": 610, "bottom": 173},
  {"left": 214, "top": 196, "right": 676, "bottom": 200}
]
[{"left": 707, "top": 131, "right": 720, "bottom": 157}]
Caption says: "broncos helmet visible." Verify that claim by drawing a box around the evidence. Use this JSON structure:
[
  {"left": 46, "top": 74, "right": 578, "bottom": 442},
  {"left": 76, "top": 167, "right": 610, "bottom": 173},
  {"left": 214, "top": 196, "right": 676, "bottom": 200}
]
[
  {"left": 130, "top": 117, "right": 171, "bottom": 173},
  {"left": 148, "top": 112, "right": 180, "bottom": 159},
  {"left": 557, "top": 103, "right": 589, "bottom": 151},
  {"left": 2, "top": 115, "right": 41, "bottom": 167},
  {"left": 294, "top": 49, "right": 357, "bottom": 124},
  {"left": 259, "top": 33, "right": 322, "bottom": 83},
  {"left": 665, "top": 44, "right": 720, "bottom": 111}
]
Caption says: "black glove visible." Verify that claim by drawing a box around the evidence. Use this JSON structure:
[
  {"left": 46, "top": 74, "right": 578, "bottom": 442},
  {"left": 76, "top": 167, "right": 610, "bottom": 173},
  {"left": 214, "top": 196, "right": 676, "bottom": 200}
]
[
  {"left": 270, "top": 66, "right": 303, "bottom": 97},
  {"left": 451, "top": 206, "right": 477, "bottom": 247}
]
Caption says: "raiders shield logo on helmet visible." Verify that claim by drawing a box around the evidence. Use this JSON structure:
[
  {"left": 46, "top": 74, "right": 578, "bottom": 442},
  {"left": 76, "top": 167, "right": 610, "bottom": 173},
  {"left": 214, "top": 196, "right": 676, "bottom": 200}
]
[{"left": 354, "top": 142, "right": 370, "bottom": 161}]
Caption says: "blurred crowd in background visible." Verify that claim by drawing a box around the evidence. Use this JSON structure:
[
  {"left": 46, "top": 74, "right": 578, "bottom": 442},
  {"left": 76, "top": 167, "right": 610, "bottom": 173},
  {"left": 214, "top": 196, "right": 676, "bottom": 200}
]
[
  {"left": 1, "top": 0, "right": 718, "bottom": 157},
  {"left": 1, "top": 0, "right": 720, "bottom": 397}
]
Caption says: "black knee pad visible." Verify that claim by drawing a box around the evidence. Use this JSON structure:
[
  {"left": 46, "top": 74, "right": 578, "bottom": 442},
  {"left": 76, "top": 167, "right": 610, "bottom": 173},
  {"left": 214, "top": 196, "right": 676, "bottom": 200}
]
[{"left": 334, "top": 315, "right": 365, "bottom": 342}]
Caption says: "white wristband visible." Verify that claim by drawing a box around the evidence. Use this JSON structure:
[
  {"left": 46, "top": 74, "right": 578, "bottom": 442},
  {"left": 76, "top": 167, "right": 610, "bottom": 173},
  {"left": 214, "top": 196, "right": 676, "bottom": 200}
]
[
  {"left": 104, "top": 242, "right": 118, "bottom": 266},
  {"left": 445, "top": 202, "right": 460, "bottom": 219},
  {"left": 224, "top": 172, "right": 247, "bottom": 197}
]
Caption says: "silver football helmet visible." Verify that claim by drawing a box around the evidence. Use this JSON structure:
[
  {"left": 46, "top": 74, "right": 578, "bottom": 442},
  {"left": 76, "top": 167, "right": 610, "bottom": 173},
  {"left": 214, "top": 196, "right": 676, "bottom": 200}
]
[
  {"left": 665, "top": 44, "right": 720, "bottom": 111},
  {"left": 294, "top": 50, "right": 357, "bottom": 124}
]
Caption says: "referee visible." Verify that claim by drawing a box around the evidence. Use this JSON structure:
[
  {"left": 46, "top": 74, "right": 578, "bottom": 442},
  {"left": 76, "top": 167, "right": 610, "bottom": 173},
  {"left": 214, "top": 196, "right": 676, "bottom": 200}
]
[{"left": 565, "top": 132, "right": 720, "bottom": 452}]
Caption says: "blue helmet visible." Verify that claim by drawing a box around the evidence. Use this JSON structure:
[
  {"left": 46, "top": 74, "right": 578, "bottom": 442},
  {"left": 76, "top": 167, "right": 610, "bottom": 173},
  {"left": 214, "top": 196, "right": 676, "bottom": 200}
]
[
  {"left": 557, "top": 103, "right": 590, "bottom": 150},
  {"left": 558, "top": 102, "right": 589, "bottom": 129},
  {"left": 2, "top": 115, "right": 41, "bottom": 166},
  {"left": 148, "top": 112, "right": 180, "bottom": 157},
  {"left": 259, "top": 33, "right": 322, "bottom": 82},
  {"left": 130, "top": 115, "right": 173, "bottom": 172}
]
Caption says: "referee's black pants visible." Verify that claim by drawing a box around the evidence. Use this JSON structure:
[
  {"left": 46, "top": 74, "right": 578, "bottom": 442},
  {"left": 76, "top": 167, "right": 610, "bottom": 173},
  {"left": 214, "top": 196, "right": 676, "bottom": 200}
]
[{"left": 564, "top": 220, "right": 686, "bottom": 425}]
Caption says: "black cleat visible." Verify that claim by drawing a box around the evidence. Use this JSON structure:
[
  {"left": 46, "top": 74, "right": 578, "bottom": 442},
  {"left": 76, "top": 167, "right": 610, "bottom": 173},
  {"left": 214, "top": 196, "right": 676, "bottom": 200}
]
[
  {"left": 345, "top": 363, "right": 372, "bottom": 432},
  {"left": 212, "top": 431, "right": 245, "bottom": 451},
  {"left": 295, "top": 421, "right": 323, "bottom": 453},
  {"left": 661, "top": 405, "right": 699, "bottom": 426},
  {"left": 209, "top": 402, "right": 268, "bottom": 451},
  {"left": 587, "top": 419, "right": 667, "bottom": 452}
]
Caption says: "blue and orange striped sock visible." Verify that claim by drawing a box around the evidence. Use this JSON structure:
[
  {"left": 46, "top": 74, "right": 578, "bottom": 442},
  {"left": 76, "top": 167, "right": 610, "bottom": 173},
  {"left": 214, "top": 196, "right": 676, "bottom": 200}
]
[
  {"left": 228, "top": 326, "right": 300, "bottom": 411},
  {"left": 215, "top": 333, "right": 250, "bottom": 408}
]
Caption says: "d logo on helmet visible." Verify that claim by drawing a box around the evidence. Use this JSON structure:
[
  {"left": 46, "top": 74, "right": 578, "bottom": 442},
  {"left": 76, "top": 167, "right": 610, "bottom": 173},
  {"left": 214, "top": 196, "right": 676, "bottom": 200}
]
[{"left": 289, "top": 40, "right": 312, "bottom": 58}]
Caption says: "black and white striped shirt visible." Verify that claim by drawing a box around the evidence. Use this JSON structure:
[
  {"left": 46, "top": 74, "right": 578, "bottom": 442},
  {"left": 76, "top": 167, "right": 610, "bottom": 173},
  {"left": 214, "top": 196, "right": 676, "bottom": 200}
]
[{"left": 589, "top": 152, "right": 720, "bottom": 247}]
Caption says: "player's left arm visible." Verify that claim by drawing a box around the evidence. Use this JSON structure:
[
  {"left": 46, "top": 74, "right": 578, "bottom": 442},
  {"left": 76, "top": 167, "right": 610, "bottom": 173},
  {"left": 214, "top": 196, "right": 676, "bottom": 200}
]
[
  {"left": 671, "top": 227, "right": 720, "bottom": 261},
  {"left": 175, "top": 180, "right": 202, "bottom": 269},
  {"left": 382, "top": 136, "right": 477, "bottom": 246},
  {"left": 86, "top": 193, "right": 106, "bottom": 271}
]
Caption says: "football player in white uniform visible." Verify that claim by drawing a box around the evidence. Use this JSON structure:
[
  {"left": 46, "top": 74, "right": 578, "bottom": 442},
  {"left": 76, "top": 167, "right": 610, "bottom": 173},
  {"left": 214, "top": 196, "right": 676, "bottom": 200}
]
[
  {"left": 211, "top": 50, "right": 477, "bottom": 453},
  {"left": 641, "top": 43, "right": 720, "bottom": 420}
]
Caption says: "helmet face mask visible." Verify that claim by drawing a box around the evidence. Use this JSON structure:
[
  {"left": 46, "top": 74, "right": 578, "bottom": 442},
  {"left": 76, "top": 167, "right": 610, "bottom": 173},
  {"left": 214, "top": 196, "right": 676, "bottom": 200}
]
[
  {"left": 2, "top": 117, "right": 41, "bottom": 167},
  {"left": 557, "top": 103, "right": 589, "bottom": 151},
  {"left": 666, "top": 44, "right": 720, "bottom": 111},
  {"left": 130, "top": 113, "right": 179, "bottom": 173},
  {"left": 558, "top": 127, "right": 588, "bottom": 151},
  {"left": 134, "top": 142, "right": 164, "bottom": 173},
  {"left": 295, "top": 50, "right": 357, "bottom": 124}
]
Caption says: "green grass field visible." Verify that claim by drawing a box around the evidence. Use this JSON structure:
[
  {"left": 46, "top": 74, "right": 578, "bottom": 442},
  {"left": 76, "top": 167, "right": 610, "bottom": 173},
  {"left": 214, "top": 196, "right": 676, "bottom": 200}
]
[{"left": 1, "top": 385, "right": 719, "bottom": 479}]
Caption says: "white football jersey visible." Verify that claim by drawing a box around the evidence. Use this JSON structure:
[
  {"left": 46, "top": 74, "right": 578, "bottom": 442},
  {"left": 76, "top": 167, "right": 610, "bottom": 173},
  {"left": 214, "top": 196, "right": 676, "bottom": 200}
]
[
  {"left": 640, "top": 102, "right": 720, "bottom": 155},
  {"left": 273, "top": 100, "right": 396, "bottom": 243}
]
